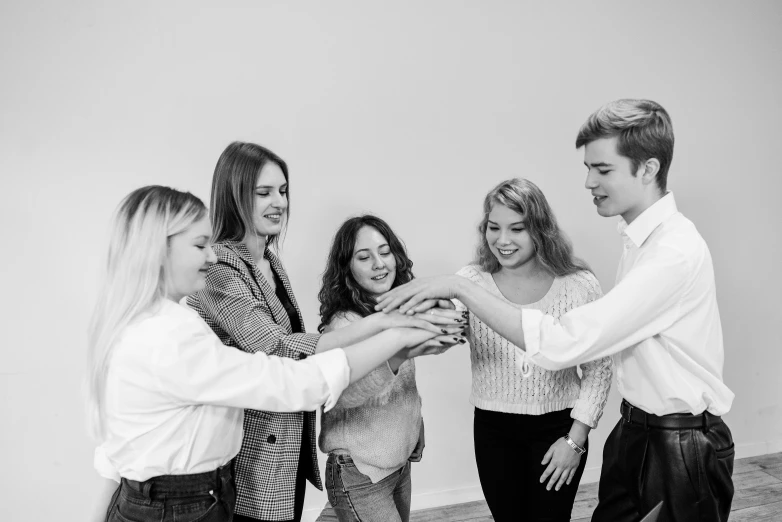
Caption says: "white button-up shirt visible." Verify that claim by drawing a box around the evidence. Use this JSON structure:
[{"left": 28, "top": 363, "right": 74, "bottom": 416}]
[
  {"left": 94, "top": 299, "right": 350, "bottom": 482},
  {"left": 521, "top": 193, "right": 734, "bottom": 416}
]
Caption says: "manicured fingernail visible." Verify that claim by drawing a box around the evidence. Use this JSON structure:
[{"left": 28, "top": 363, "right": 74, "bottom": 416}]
[
  {"left": 458, "top": 338, "right": 466, "bottom": 344},
  {"left": 441, "top": 329, "right": 448, "bottom": 334},
  {"left": 455, "top": 318, "right": 464, "bottom": 323},
  {"left": 452, "top": 337, "right": 460, "bottom": 342}
]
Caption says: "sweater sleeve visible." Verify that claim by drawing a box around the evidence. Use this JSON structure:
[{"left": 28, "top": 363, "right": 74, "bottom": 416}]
[
  {"left": 324, "top": 312, "right": 399, "bottom": 409},
  {"left": 453, "top": 265, "right": 484, "bottom": 312},
  {"left": 568, "top": 271, "right": 614, "bottom": 428}
]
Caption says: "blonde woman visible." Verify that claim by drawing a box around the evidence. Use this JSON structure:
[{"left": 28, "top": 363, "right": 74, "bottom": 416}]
[
  {"left": 87, "top": 186, "right": 447, "bottom": 522},
  {"left": 378, "top": 179, "right": 613, "bottom": 522}
]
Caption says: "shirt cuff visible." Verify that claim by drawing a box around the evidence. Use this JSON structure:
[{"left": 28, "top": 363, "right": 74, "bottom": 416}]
[
  {"left": 521, "top": 309, "right": 544, "bottom": 357},
  {"left": 94, "top": 446, "right": 121, "bottom": 483},
  {"left": 310, "top": 348, "right": 351, "bottom": 412}
]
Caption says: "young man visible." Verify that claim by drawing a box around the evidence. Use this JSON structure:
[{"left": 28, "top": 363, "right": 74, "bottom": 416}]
[{"left": 375, "top": 99, "right": 735, "bottom": 522}]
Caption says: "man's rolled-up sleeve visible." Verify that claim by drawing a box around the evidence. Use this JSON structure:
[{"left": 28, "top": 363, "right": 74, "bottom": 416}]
[{"left": 521, "top": 245, "right": 692, "bottom": 370}]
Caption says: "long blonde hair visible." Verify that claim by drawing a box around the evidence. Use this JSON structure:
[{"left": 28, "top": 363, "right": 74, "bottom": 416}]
[
  {"left": 474, "top": 178, "right": 590, "bottom": 276},
  {"left": 86, "top": 186, "right": 207, "bottom": 441}
]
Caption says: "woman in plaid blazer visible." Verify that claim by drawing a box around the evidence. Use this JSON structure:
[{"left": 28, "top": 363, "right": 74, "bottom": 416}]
[{"left": 188, "top": 142, "right": 464, "bottom": 522}]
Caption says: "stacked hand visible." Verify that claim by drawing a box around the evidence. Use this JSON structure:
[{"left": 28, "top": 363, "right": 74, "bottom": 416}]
[
  {"left": 376, "top": 303, "right": 468, "bottom": 360},
  {"left": 375, "top": 276, "right": 463, "bottom": 314}
]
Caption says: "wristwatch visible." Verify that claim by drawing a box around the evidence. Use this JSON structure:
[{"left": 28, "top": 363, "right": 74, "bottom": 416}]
[{"left": 563, "top": 434, "right": 586, "bottom": 455}]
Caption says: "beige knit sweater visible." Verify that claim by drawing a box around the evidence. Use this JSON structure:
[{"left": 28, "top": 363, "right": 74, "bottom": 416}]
[
  {"left": 456, "top": 265, "right": 613, "bottom": 428},
  {"left": 318, "top": 312, "right": 423, "bottom": 483}
]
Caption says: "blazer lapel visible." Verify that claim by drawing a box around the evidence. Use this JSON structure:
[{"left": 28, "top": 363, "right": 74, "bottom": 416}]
[
  {"left": 266, "top": 249, "right": 306, "bottom": 333},
  {"left": 231, "top": 243, "right": 293, "bottom": 333}
]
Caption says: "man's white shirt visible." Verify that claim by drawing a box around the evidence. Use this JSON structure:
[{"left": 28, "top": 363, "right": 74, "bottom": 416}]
[{"left": 521, "top": 193, "right": 734, "bottom": 416}]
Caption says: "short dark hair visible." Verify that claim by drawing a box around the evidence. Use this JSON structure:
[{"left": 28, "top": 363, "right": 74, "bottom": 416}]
[
  {"left": 210, "top": 141, "right": 290, "bottom": 249},
  {"left": 575, "top": 99, "right": 674, "bottom": 193},
  {"left": 318, "top": 215, "right": 414, "bottom": 332}
]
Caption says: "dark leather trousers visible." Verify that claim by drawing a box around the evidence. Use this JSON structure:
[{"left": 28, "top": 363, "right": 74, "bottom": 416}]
[{"left": 592, "top": 406, "right": 735, "bottom": 522}]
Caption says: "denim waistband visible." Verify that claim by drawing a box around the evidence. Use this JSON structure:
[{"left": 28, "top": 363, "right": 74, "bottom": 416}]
[
  {"left": 123, "top": 461, "right": 233, "bottom": 499},
  {"left": 330, "top": 453, "right": 354, "bottom": 465}
]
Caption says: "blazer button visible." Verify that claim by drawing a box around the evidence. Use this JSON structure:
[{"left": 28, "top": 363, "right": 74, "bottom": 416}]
[
  {"left": 298, "top": 353, "right": 307, "bottom": 360},
  {"left": 267, "top": 435, "right": 276, "bottom": 444}
]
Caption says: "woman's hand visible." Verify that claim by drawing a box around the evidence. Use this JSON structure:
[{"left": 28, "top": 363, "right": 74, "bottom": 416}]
[
  {"left": 372, "top": 310, "right": 446, "bottom": 335},
  {"left": 539, "top": 437, "right": 583, "bottom": 491},
  {"left": 406, "top": 333, "right": 466, "bottom": 358},
  {"left": 402, "top": 298, "right": 456, "bottom": 314},
  {"left": 375, "top": 276, "right": 464, "bottom": 314},
  {"left": 540, "top": 421, "right": 590, "bottom": 491},
  {"left": 375, "top": 309, "right": 466, "bottom": 336}
]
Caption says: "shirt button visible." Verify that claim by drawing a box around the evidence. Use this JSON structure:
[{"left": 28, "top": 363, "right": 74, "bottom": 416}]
[{"left": 267, "top": 435, "right": 276, "bottom": 444}]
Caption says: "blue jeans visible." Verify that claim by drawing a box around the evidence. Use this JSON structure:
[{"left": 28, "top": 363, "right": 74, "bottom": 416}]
[
  {"left": 105, "top": 463, "right": 236, "bottom": 522},
  {"left": 325, "top": 454, "right": 412, "bottom": 522}
]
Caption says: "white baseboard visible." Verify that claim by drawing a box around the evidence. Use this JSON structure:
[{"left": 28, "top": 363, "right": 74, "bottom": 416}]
[
  {"left": 410, "top": 484, "right": 485, "bottom": 511},
  {"left": 735, "top": 439, "right": 782, "bottom": 459},
  {"left": 579, "top": 465, "right": 602, "bottom": 484},
  {"left": 301, "top": 441, "right": 782, "bottom": 522}
]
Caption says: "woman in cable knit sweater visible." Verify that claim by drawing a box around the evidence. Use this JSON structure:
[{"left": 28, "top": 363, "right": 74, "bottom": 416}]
[
  {"left": 455, "top": 178, "right": 613, "bottom": 521},
  {"left": 317, "top": 215, "right": 467, "bottom": 522}
]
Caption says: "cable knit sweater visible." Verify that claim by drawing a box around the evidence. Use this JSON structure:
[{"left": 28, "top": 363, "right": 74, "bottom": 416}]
[
  {"left": 318, "top": 312, "right": 423, "bottom": 483},
  {"left": 456, "top": 265, "right": 613, "bottom": 428}
]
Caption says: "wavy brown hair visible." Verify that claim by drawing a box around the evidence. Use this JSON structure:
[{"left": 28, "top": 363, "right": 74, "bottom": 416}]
[
  {"left": 474, "top": 178, "right": 590, "bottom": 276},
  {"left": 318, "top": 215, "right": 414, "bottom": 332}
]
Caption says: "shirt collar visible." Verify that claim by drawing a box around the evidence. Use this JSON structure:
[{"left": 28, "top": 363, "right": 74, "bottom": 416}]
[{"left": 617, "top": 192, "right": 678, "bottom": 247}]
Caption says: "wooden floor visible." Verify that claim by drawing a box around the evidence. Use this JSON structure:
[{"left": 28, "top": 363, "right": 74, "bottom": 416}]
[{"left": 316, "top": 452, "right": 782, "bottom": 521}]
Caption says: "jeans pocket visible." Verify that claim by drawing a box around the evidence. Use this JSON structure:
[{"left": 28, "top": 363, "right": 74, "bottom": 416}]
[
  {"left": 338, "top": 462, "right": 373, "bottom": 490},
  {"left": 172, "top": 494, "right": 219, "bottom": 522},
  {"left": 110, "top": 496, "right": 165, "bottom": 522}
]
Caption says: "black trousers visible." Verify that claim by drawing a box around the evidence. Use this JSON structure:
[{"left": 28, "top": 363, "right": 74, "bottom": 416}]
[
  {"left": 474, "top": 407, "right": 588, "bottom": 522},
  {"left": 592, "top": 401, "right": 735, "bottom": 522}
]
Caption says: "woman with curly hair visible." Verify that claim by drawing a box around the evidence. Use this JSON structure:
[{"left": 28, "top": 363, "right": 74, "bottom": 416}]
[
  {"left": 88, "top": 187, "right": 448, "bottom": 522},
  {"left": 317, "top": 215, "right": 465, "bottom": 522},
  {"left": 186, "top": 143, "right": 465, "bottom": 522}
]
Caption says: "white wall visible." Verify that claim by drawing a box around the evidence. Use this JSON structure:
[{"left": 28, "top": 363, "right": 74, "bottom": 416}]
[{"left": 1, "top": 1, "right": 781, "bottom": 520}]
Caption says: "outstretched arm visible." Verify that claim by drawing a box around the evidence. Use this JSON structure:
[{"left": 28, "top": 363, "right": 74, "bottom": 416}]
[{"left": 376, "top": 275, "right": 528, "bottom": 350}]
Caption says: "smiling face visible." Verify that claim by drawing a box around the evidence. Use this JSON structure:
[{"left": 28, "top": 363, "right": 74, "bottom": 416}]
[
  {"left": 583, "top": 136, "right": 649, "bottom": 223},
  {"left": 251, "top": 162, "right": 288, "bottom": 238},
  {"left": 485, "top": 202, "right": 536, "bottom": 270},
  {"left": 165, "top": 216, "right": 216, "bottom": 302},
  {"left": 350, "top": 226, "right": 397, "bottom": 297}
]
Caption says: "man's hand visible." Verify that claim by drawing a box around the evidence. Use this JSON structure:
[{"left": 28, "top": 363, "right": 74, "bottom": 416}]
[{"left": 375, "top": 276, "right": 464, "bottom": 314}]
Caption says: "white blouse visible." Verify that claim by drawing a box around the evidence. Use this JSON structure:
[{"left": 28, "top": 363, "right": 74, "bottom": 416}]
[{"left": 94, "top": 299, "right": 350, "bottom": 482}]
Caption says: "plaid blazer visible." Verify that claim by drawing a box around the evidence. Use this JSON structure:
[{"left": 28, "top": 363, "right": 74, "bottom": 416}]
[{"left": 188, "top": 242, "right": 321, "bottom": 520}]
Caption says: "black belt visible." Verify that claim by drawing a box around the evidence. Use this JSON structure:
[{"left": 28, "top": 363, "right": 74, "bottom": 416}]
[
  {"left": 621, "top": 400, "right": 721, "bottom": 432},
  {"left": 124, "top": 461, "right": 233, "bottom": 496}
]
